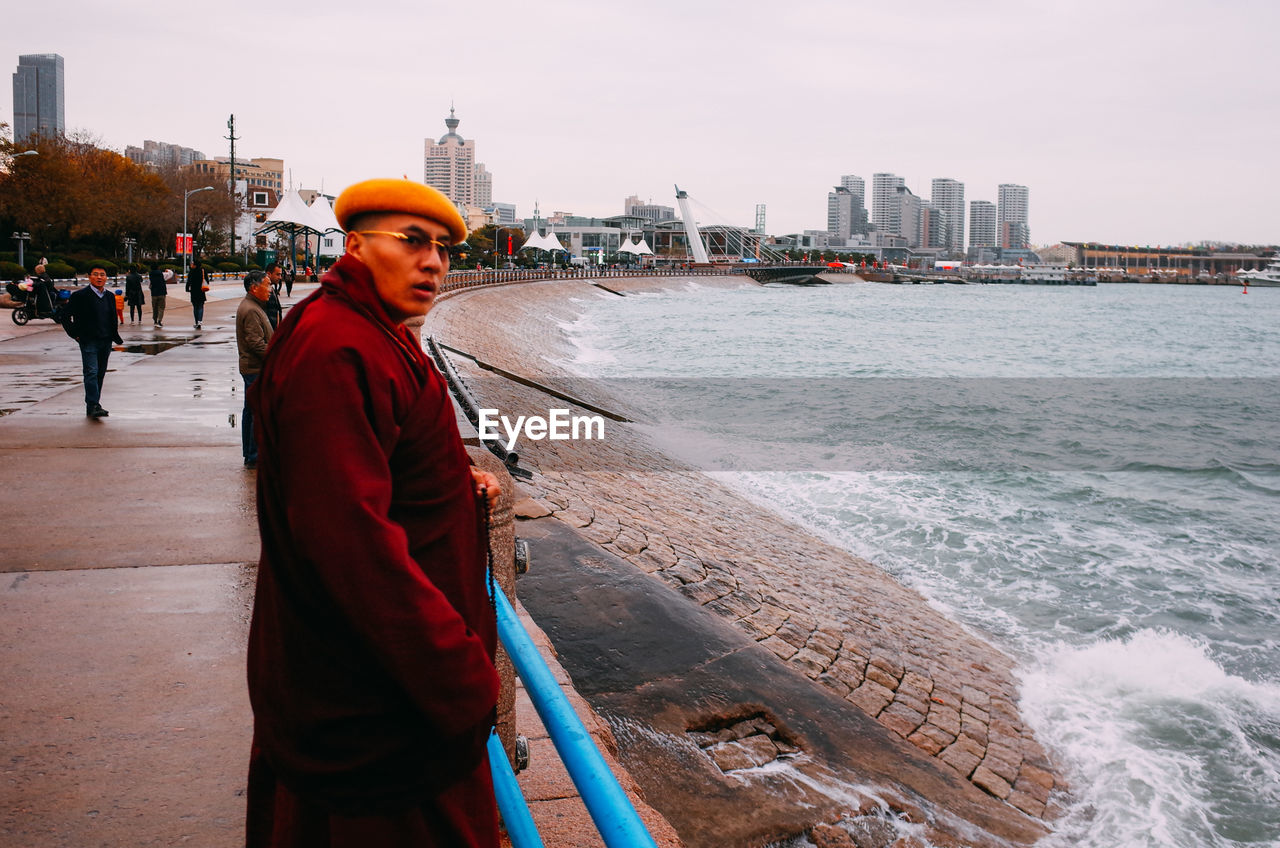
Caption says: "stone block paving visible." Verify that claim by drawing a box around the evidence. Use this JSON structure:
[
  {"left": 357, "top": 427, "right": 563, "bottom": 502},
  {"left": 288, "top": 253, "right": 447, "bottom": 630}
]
[{"left": 423, "top": 278, "right": 1061, "bottom": 821}]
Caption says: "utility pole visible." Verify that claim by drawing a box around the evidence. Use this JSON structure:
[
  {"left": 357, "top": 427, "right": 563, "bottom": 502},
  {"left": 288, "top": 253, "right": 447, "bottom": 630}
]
[{"left": 225, "top": 115, "right": 239, "bottom": 259}]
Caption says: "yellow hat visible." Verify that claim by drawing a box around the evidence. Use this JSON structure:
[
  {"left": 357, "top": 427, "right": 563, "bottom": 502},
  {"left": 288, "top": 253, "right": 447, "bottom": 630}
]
[{"left": 334, "top": 178, "right": 468, "bottom": 244}]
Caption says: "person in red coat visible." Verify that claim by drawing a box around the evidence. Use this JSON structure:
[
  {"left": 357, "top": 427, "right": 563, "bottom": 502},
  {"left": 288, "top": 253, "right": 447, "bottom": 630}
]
[{"left": 245, "top": 178, "right": 502, "bottom": 848}]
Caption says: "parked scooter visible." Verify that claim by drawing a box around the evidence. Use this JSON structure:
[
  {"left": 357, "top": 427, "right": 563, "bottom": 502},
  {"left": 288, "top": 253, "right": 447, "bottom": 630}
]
[{"left": 6, "top": 280, "right": 63, "bottom": 325}]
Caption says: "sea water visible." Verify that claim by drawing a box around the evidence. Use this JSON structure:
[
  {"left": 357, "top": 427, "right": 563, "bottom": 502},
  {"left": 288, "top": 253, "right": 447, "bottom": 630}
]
[{"left": 565, "top": 281, "right": 1280, "bottom": 848}]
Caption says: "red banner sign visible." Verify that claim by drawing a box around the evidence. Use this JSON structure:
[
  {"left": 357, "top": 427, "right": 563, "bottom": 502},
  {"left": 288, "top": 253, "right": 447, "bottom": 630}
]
[{"left": 176, "top": 233, "right": 193, "bottom": 256}]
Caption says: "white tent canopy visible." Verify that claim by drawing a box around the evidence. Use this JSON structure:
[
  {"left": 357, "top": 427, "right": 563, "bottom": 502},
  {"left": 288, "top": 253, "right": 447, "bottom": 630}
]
[
  {"left": 306, "top": 195, "right": 343, "bottom": 235},
  {"left": 619, "top": 237, "right": 653, "bottom": 255},
  {"left": 256, "top": 189, "right": 324, "bottom": 236},
  {"left": 520, "top": 230, "right": 565, "bottom": 252}
]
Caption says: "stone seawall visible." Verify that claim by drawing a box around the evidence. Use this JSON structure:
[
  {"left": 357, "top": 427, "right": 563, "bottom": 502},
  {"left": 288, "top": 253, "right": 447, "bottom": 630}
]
[{"left": 424, "top": 275, "right": 1064, "bottom": 846}]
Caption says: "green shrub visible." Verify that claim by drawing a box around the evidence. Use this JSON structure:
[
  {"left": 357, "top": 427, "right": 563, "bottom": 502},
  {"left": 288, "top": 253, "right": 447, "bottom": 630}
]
[
  {"left": 45, "top": 262, "right": 77, "bottom": 280},
  {"left": 216, "top": 262, "right": 241, "bottom": 273},
  {"left": 0, "top": 261, "right": 28, "bottom": 281}
]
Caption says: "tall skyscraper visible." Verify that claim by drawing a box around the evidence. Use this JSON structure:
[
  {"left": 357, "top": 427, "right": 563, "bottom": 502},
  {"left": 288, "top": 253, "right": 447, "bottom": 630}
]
[
  {"left": 474, "top": 163, "right": 492, "bottom": 207},
  {"left": 997, "top": 183, "right": 1030, "bottom": 249},
  {"left": 930, "top": 178, "right": 965, "bottom": 254},
  {"left": 828, "top": 188, "right": 853, "bottom": 241},
  {"left": 840, "top": 174, "right": 865, "bottom": 203},
  {"left": 969, "top": 200, "right": 997, "bottom": 249},
  {"left": 872, "top": 173, "right": 905, "bottom": 237},
  {"left": 897, "top": 187, "right": 922, "bottom": 248},
  {"left": 423, "top": 107, "right": 492, "bottom": 207},
  {"left": 828, "top": 178, "right": 869, "bottom": 243},
  {"left": 754, "top": 203, "right": 767, "bottom": 234},
  {"left": 12, "top": 53, "right": 65, "bottom": 141}
]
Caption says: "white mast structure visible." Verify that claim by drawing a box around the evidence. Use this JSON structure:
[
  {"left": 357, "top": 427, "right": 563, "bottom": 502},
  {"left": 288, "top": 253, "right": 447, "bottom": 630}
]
[{"left": 674, "top": 184, "right": 710, "bottom": 263}]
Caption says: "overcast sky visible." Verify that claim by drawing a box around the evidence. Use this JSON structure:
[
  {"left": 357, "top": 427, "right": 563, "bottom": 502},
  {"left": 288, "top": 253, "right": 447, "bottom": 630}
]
[{"left": 4, "top": 0, "right": 1278, "bottom": 246}]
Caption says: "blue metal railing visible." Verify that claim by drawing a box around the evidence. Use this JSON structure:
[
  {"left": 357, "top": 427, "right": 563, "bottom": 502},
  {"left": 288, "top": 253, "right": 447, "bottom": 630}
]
[{"left": 488, "top": 585, "right": 659, "bottom": 848}]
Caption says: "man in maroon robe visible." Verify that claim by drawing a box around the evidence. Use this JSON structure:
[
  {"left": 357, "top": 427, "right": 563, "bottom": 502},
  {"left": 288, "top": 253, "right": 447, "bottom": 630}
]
[{"left": 245, "top": 178, "right": 502, "bottom": 848}]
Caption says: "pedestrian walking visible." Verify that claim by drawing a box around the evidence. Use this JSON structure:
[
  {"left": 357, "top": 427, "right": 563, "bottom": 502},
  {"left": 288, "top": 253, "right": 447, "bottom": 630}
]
[
  {"left": 283, "top": 262, "right": 294, "bottom": 297},
  {"left": 148, "top": 265, "right": 167, "bottom": 326},
  {"left": 244, "top": 178, "right": 502, "bottom": 848},
  {"left": 62, "top": 264, "right": 123, "bottom": 418},
  {"left": 235, "top": 271, "right": 273, "bottom": 469},
  {"left": 263, "top": 262, "right": 284, "bottom": 328},
  {"left": 186, "top": 263, "right": 208, "bottom": 329},
  {"left": 124, "top": 267, "right": 145, "bottom": 323}
]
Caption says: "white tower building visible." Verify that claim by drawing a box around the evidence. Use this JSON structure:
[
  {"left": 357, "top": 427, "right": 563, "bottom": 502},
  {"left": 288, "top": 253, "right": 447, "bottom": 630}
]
[
  {"left": 423, "top": 107, "right": 492, "bottom": 207},
  {"left": 930, "top": 178, "right": 965, "bottom": 254},
  {"left": 969, "top": 200, "right": 997, "bottom": 249},
  {"left": 872, "top": 173, "right": 905, "bottom": 237},
  {"left": 997, "top": 183, "right": 1030, "bottom": 249}
]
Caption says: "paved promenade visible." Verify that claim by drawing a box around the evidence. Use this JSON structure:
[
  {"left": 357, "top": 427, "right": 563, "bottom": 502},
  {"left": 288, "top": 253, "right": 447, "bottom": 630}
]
[
  {"left": 0, "top": 281, "right": 678, "bottom": 848},
  {"left": 423, "top": 275, "right": 1066, "bottom": 845}
]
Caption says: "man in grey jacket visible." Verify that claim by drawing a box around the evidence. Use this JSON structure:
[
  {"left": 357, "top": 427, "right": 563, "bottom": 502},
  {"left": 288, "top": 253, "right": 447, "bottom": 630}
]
[{"left": 236, "top": 270, "right": 274, "bottom": 468}]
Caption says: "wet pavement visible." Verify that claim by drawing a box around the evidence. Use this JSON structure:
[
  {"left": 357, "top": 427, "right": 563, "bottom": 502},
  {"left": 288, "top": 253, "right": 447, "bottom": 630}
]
[
  {"left": 0, "top": 283, "right": 678, "bottom": 848},
  {"left": 0, "top": 285, "right": 276, "bottom": 846}
]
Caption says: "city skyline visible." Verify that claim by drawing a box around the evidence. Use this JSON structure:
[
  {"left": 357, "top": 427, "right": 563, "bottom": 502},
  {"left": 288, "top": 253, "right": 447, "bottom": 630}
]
[{"left": 3, "top": 0, "right": 1278, "bottom": 247}]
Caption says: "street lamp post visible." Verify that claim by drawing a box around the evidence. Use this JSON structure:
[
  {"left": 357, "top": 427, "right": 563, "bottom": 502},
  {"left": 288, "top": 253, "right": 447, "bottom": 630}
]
[
  {"left": 122, "top": 237, "right": 137, "bottom": 265},
  {"left": 9, "top": 151, "right": 38, "bottom": 268},
  {"left": 11, "top": 232, "right": 31, "bottom": 268},
  {"left": 494, "top": 226, "right": 517, "bottom": 272},
  {"left": 183, "top": 186, "right": 215, "bottom": 282}
]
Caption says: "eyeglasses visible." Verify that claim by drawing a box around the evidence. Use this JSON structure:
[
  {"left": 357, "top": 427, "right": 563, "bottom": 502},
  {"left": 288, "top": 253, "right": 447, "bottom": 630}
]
[{"left": 352, "top": 230, "right": 453, "bottom": 262}]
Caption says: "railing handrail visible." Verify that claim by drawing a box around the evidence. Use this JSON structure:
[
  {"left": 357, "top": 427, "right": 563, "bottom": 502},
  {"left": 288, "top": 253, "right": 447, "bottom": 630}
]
[
  {"left": 488, "top": 731, "right": 544, "bottom": 847},
  {"left": 490, "top": 586, "right": 659, "bottom": 848}
]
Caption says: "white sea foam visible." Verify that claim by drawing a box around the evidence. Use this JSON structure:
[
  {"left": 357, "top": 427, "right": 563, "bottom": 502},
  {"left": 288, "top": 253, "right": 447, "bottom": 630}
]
[{"left": 1022, "top": 630, "right": 1280, "bottom": 848}]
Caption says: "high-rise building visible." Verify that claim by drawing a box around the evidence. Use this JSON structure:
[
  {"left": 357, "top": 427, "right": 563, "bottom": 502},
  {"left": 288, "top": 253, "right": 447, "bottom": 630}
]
[
  {"left": 872, "top": 173, "right": 905, "bottom": 237},
  {"left": 930, "top": 178, "right": 965, "bottom": 254},
  {"left": 921, "top": 203, "right": 949, "bottom": 249},
  {"left": 754, "top": 204, "right": 767, "bottom": 234},
  {"left": 998, "top": 183, "right": 1030, "bottom": 249},
  {"left": 827, "top": 183, "right": 869, "bottom": 243},
  {"left": 840, "top": 175, "right": 865, "bottom": 203},
  {"left": 12, "top": 53, "right": 65, "bottom": 141},
  {"left": 898, "top": 186, "right": 922, "bottom": 248},
  {"left": 423, "top": 107, "right": 493, "bottom": 208},
  {"left": 126, "top": 139, "right": 207, "bottom": 169},
  {"left": 828, "top": 189, "right": 852, "bottom": 241},
  {"left": 969, "top": 200, "right": 997, "bottom": 249},
  {"left": 474, "top": 162, "right": 492, "bottom": 207},
  {"left": 623, "top": 195, "right": 676, "bottom": 223}
]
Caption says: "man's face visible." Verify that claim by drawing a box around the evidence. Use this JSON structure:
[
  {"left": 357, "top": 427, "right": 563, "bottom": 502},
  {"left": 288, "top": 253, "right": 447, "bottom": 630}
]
[
  {"left": 347, "top": 212, "right": 451, "bottom": 324},
  {"left": 267, "top": 267, "right": 282, "bottom": 285},
  {"left": 250, "top": 278, "right": 271, "bottom": 303},
  {"left": 89, "top": 269, "right": 108, "bottom": 290}
]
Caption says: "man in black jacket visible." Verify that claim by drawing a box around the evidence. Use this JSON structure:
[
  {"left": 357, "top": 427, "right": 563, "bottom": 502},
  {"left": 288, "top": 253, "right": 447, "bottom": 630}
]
[
  {"left": 148, "top": 265, "right": 168, "bottom": 326},
  {"left": 64, "top": 265, "right": 123, "bottom": 418}
]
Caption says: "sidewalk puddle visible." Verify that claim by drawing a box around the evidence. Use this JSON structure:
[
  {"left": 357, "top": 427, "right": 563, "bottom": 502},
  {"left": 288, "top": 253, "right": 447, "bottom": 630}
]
[{"left": 121, "top": 341, "right": 186, "bottom": 355}]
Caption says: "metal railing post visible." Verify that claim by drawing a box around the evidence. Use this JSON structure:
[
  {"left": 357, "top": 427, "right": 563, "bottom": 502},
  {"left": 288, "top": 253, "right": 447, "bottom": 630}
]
[{"left": 492, "top": 587, "right": 659, "bottom": 848}]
